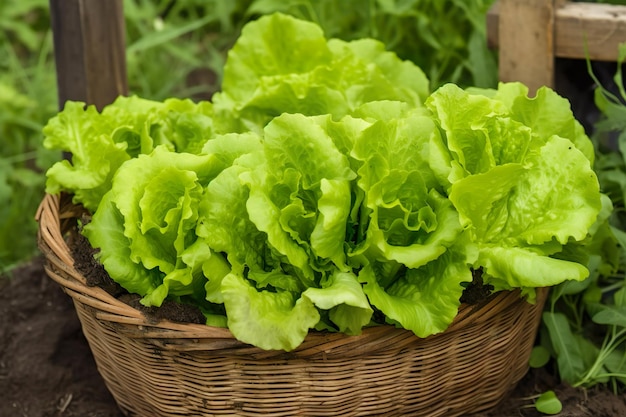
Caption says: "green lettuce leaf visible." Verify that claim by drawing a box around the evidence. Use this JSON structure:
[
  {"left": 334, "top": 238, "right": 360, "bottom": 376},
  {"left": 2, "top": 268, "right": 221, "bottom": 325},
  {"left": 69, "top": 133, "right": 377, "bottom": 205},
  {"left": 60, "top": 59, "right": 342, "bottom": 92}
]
[
  {"left": 350, "top": 111, "right": 462, "bottom": 271},
  {"left": 43, "top": 96, "right": 215, "bottom": 211},
  {"left": 221, "top": 272, "right": 320, "bottom": 351},
  {"left": 212, "top": 13, "right": 429, "bottom": 133},
  {"left": 302, "top": 270, "right": 373, "bottom": 335},
  {"left": 429, "top": 83, "right": 602, "bottom": 291},
  {"left": 492, "top": 82, "right": 595, "bottom": 164},
  {"left": 82, "top": 191, "right": 161, "bottom": 296},
  {"left": 43, "top": 101, "right": 131, "bottom": 211},
  {"left": 241, "top": 113, "right": 357, "bottom": 278},
  {"left": 196, "top": 153, "right": 277, "bottom": 303},
  {"left": 359, "top": 246, "right": 472, "bottom": 337},
  {"left": 84, "top": 146, "right": 227, "bottom": 306}
]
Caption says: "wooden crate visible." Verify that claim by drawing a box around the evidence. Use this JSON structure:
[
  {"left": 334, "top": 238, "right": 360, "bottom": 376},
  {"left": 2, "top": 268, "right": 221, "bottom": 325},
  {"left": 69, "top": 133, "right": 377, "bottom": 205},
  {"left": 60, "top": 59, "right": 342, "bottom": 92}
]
[{"left": 488, "top": 0, "right": 626, "bottom": 94}]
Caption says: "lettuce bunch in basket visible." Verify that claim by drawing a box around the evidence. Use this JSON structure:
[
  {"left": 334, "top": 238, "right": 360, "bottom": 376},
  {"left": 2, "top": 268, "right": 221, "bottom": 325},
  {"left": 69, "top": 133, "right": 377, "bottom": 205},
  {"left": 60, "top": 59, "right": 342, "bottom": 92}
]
[{"left": 42, "top": 13, "right": 608, "bottom": 351}]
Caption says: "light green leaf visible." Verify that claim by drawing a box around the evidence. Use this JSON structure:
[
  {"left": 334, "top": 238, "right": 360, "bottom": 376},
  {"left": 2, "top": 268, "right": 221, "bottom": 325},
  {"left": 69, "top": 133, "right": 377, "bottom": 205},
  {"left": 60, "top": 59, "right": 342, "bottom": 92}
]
[
  {"left": 221, "top": 272, "right": 320, "bottom": 351},
  {"left": 478, "top": 246, "right": 588, "bottom": 289},
  {"left": 535, "top": 390, "right": 563, "bottom": 415},
  {"left": 351, "top": 112, "right": 460, "bottom": 269},
  {"left": 366, "top": 188, "right": 462, "bottom": 269},
  {"left": 360, "top": 247, "right": 471, "bottom": 338},
  {"left": 43, "top": 101, "right": 130, "bottom": 211},
  {"left": 42, "top": 96, "right": 217, "bottom": 211},
  {"left": 83, "top": 192, "right": 160, "bottom": 297},
  {"left": 303, "top": 271, "right": 373, "bottom": 335},
  {"left": 426, "top": 83, "right": 508, "bottom": 179},
  {"left": 327, "top": 37, "right": 429, "bottom": 107},
  {"left": 448, "top": 136, "right": 600, "bottom": 249},
  {"left": 212, "top": 13, "right": 430, "bottom": 133},
  {"left": 310, "top": 179, "right": 352, "bottom": 270},
  {"left": 85, "top": 146, "right": 225, "bottom": 306},
  {"left": 241, "top": 113, "right": 357, "bottom": 277},
  {"left": 529, "top": 345, "right": 552, "bottom": 369},
  {"left": 495, "top": 83, "right": 595, "bottom": 164}
]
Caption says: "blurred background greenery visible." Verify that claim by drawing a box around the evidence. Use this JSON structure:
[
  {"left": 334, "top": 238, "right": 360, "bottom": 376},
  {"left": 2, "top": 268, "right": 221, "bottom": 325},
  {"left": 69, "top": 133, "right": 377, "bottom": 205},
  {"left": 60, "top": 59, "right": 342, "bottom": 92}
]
[{"left": 0, "top": 0, "right": 498, "bottom": 274}]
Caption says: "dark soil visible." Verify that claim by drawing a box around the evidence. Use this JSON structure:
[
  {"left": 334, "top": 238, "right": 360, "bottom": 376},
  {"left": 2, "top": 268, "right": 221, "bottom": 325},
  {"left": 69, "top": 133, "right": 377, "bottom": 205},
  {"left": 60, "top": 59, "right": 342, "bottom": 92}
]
[
  {"left": 69, "top": 226, "right": 207, "bottom": 325},
  {"left": 0, "top": 257, "right": 123, "bottom": 417},
  {"left": 2, "top": 257, "right": 626, "bottom": 417}
]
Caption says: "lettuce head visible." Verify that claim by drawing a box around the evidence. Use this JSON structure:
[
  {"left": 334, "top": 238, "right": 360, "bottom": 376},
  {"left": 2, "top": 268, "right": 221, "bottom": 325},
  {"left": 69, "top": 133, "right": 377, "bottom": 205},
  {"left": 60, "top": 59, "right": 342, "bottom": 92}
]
[{"left": 426, "top": 83, "right": 603, "bottom": 298}]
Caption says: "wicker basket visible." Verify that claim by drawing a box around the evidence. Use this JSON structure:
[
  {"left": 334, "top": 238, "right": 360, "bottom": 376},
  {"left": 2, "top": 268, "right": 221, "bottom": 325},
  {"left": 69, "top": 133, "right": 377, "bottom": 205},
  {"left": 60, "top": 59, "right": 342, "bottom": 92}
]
[{"left": 37, "top": 192, "right": 548, "bottom": 417}]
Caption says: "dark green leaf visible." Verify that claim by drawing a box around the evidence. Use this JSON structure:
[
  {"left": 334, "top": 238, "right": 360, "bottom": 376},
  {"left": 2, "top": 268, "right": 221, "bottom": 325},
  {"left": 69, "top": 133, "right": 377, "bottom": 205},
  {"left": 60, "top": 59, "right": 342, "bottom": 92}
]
[
  {"left": 592, "top": 305, "right": 626, "bottom": 328},
  {"left": 605, "top": 348, "right": 626, "bottom": 386},
  {"left": 542, "top": 312, "right": 586, "bottom": 383}
]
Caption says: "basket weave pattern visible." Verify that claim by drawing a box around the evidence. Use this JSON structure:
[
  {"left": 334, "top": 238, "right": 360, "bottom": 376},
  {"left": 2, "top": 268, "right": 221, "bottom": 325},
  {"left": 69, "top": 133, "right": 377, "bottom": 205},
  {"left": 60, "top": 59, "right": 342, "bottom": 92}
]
[{"left": 37, "top": 193, "right": 547, "bottom": 417}]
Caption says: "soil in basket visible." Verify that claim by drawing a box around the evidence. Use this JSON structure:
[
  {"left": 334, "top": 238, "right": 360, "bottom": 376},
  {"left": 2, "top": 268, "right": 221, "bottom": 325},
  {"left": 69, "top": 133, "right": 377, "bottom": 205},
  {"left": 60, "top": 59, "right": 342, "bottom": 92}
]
[
  {"left": 69, "top": 228, "right": 207, "bottom": 325},
  {"left": 2, "top": 257, "right": 626, "bottom": 417}
]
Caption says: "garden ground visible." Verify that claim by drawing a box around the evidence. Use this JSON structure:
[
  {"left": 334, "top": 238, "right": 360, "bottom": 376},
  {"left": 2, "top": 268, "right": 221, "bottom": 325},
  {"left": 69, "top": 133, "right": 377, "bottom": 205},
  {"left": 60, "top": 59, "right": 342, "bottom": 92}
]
[{"left": 1, "top": 257, "right": 625, "bottom": 417}]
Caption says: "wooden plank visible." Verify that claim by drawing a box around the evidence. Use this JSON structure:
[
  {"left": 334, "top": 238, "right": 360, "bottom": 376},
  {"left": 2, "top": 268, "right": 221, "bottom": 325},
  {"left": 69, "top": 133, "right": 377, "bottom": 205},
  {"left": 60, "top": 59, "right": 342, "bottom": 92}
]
[
  {"left": 497, "top": 0, "right": 556, "bottom": 93},
  {"left": 556, "top": 2, "right": 626, "bottom": 61},
  {"left": 488, "top": 1, "right": 626, "bottom": 62},
  {"left": 49, "top": 0, "right": 128, "bottom": 111}
]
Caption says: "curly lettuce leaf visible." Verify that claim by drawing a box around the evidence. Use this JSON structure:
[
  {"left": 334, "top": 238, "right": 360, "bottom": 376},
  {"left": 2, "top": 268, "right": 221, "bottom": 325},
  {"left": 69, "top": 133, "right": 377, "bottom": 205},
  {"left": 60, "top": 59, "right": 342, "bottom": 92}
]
[
  {"left": 426, "top": 83, "right": 532, "bottom": 185},
  {"left": 429, "top": 83, "right": 602, "bottom": 291},
  {"left": 325, "top": 37, "right": 428, "bottom": 110},
  {"left": 241, "top": 113, "right": 357, "bottom": 277},
  {"left": 302, "top": 270, "right": 373, "bottom": 335},
  {"left": 82, "top": 191, "right": 161, "bottom": 296},
  {"left": 350, "top": 112, "right": 462, "bottom": 271},
  {"left": 476, "top": 246, "right": 590, "bottom": 289},
  {"left": 212, "top": 13, "right": 429, "bottom": 133},
  {"left": 43, "top": 96, "right": 216, "bottom": 211},
  {"left": 221, "top": 272, "right": 320, "bottom": 351},
  {"left": 359, "top": 246, "right": 472, "bottom": 337},
  {"left": 491, "top": 82, "right": 595, "bottom": 164},
  {"left": 43, "top": 101, "right": 131, "bottom": 211},
  {"left": 197, "top": 154, "right": 279, "bottom": 303},
  {"left": 84, "top": 146, "right": 227, "bottom": 306}
]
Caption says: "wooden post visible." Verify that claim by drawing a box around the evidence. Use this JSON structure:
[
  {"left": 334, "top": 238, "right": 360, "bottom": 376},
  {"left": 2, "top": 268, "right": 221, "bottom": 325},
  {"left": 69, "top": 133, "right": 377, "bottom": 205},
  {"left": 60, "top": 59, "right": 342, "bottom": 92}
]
[
  {"left": 497, "top": 0, "right": 556, "bottom": 94},
  {"left": 49, "top": 0, "right": 128, "bottom": 111}
]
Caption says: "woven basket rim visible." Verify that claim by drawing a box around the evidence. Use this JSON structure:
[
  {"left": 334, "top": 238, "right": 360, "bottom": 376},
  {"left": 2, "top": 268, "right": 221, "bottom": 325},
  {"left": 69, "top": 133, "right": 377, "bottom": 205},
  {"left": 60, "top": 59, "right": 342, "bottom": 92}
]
[{"left": 36, "top": 192, "right": 547, "bottom": 356}]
